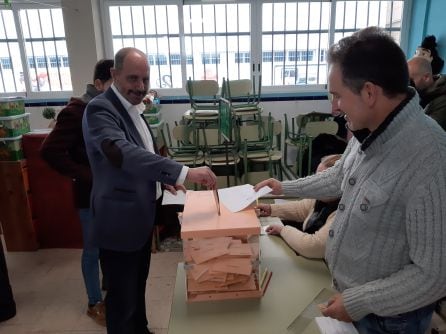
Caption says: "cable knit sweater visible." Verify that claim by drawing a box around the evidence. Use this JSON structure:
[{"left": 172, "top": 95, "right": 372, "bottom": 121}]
[
  {"left": 270, "top": 199, "right": 335, "bottom": 259},
  {"left": 281, "top": 93, "right": 446, "bottom": 321}
]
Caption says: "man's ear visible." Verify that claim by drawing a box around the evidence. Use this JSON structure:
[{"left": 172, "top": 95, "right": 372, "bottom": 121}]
[
  {"left": 361, "top": 82, "right": 378, "bottom": 106},
  {"left": 93, "top": 78, "right": 103, "bottom": 91}
]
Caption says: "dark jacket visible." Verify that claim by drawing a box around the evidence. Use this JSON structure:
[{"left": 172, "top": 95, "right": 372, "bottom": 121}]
[
  {"left": 40, "top": 84, "right": 101, "bottom": 208},
  {"left": 82, "top": 88, "right": 183, "bottom": 251},
  {"left": 420, "top": 74, "right": 446, "bottom": 131}
]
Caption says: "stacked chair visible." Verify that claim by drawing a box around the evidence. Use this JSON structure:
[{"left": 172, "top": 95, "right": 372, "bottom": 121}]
[
  {"left": 183, "top": 78, "right": 220, "bottom": 129},
  {"left": 283, "top": 111, "right": 338, "bottom": 177},
  {"left": 174, "top": 74, "right": 284, "bottom": 187}
]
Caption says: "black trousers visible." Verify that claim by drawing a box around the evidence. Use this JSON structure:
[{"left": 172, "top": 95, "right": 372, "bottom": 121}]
[
  {"left": 100, "top": 236, "right": 153, "bottom": 334},
  {"left": 0, "top": 238, "right": 16, "bottom": 322}
]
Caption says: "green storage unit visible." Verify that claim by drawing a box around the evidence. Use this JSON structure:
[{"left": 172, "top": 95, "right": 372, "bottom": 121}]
[
  {"left": 0, "top": 97, "right": 25, "bottom": 117},
  {"left": 0, "top": 113, "right": 31, "bottom": 138},
  {"left": 143, "top": 112, "right": 162, "bottom": 125},
  {"left": 0, "top": 136, "right": 24, "bottom": 161}
]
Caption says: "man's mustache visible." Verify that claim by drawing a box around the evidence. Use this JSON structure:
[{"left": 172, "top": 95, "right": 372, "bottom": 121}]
[{"left": 128, "top": 90, "right": 146, "bottom": 96}]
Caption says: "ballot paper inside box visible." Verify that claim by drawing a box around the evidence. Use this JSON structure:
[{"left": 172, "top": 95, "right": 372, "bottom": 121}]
[{"left": 181, "top": 190, "right": 264, "bottom": 302}]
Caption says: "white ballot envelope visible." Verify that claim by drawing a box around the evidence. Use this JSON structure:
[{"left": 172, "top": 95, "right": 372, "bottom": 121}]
[{"left": 218, "top": 184, "right": 272, "bottom": 212}]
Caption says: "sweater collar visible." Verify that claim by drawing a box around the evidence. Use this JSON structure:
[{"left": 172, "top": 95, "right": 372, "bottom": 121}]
[{"left": 350, "top": 88, "right": 416, "bottom": 151}]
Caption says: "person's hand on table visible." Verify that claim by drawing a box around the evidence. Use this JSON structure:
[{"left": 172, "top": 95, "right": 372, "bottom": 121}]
[{"left": 265, "top": 223, "right": 284, "bottom": 235}]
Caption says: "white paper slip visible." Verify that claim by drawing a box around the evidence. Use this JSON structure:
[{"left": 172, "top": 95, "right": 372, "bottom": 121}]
[
  {"left": 315, "top": 317, "right": 359, "bottom": 334},
  {"left": 161, "top": 189, "right": 187, "bottom": 205},
  {"left": 218, "top": 184, "right": 272, "bottom": 213}
]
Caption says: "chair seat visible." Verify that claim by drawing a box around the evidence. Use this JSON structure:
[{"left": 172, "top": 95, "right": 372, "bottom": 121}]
[
  {"left": 205, "top": 154, "right": 240, "bottom": 165},
  {"left": 250, "top": 150, "right": 282, "bottom": 162},
  {"left": 184, "top": 109, "right": 219, "bottom": 118}
]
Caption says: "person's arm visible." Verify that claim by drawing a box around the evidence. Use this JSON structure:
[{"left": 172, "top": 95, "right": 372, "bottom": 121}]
[
  {"left": 279, "top": 208, "right": 334, "bottom": 259},
  {"left": 270, "top": 198, "right": 314, "bottom": 222},
  {"left": 338, "top": 170, "right": 446, "bottom": 321},
  {"left": 83, "top": 99, "right": 183, "bottom": 184},
  {"left": 83, "top": 99, "right": 215, "bottom": 187},
  {"left": 40, "top": 105, "right": 91, "bottom": 183}
]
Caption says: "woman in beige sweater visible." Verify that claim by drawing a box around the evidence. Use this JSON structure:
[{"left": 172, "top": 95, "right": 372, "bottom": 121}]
[{"left": 256, "top": 154, "right": 341, "bottom": 259}]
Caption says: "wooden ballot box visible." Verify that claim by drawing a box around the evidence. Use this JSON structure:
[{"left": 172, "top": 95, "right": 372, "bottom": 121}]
[{"left": 181, "top": 190, "right": 268, "bottom": 302}]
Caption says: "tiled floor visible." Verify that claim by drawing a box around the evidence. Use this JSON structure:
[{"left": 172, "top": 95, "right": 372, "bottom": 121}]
[{"left": 0, "top": 246, "right": 183, "bottom": 334}]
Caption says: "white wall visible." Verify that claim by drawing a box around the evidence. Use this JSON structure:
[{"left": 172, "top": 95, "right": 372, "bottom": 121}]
[{"left": 27, "top": 99, "right": 331, "bottom": 133}]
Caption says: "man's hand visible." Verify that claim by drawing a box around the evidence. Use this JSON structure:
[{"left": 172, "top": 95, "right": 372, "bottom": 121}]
[
  {"left": 165, "top": 184, "right": 186, "bottom": 195},
  {"left": 186, "top": 166, "right": 217, "bottom": 189},
  {"left": 255, "top": 204, "right": 272, "bottom": 217},
  {"left": 265, "top": 223, "right": 284, "bottom": 235},
  {"left": 254, "top": 178, "right": 283, "bottom": 195},
  {"left": 321, "top": 293, "right": 353, "bottom": 323}
]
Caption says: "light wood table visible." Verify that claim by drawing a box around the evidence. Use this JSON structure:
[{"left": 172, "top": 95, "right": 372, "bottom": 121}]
[{"left": 168, "top": 217, "right": 332, "bottom": 334}]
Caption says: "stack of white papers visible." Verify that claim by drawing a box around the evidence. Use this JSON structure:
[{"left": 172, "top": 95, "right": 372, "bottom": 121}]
[{"left": 315, "top": 317, "right": 359, "bottom": 334}]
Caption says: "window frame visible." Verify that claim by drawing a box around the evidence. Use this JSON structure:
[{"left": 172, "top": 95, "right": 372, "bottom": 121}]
[
  {"left": 0, "top": 1, "right": 72, "bottom": 99},
  {"left": 100, "top": 0, "right": 412, "bottom": 95}
]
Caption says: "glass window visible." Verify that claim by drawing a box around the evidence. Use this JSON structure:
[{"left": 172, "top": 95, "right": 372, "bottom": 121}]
[
  {"left": 0, "top": 10, "right": 24, "bottom": 93},
  {"left": 170, "top": 54, "right": 181, "bottom": 65},
  {"left": 183, "top": 3, "right": 251, "bottom": 82},
  {"left": 19, "top": 8, "right": 72, "bottom": 92},
  {"left": 108, "top": 4, "right": 180, "bottom": 89},
  {"left": 103, "top": 1, "right": 406, "bottom": 90}
]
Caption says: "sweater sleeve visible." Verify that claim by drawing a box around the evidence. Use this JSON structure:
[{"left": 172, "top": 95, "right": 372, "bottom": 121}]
[
  {"left": 280, "top": 139, "right": 354, "bottom": 199},
  {"left": 270, "top": 198, "right": 315, "bottom": 222},
  {"left": 280, "top": 211, "right": 334, "bottom": 259},
  {"left": 342, "top": 169, "right": 446, "bottom": 320}
]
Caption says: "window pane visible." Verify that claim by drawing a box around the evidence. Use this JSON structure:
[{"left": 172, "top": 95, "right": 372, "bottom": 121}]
[
  {"left": 262, "top": 2, "right": 329, "bottom": 86},
  {"left": 0, "top": 10, "right": 24, "bottom": 93},
  {"left": 335, "top": 1, "right": 404, "bottom": 45},
  {"left": 109, "top": 5, "right": 180, "bottom": 89},
  {"left": 19, "top": 8, "right": 71, "bottom": 92},
  {"left": 184, "top": 3, "right": 251, "bottom": 82}
]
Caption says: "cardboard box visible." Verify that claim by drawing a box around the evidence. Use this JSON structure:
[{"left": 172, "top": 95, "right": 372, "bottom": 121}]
[
  {"left": 0, "top": 113, "right": 31, "bottom": 138},
  {"left": 0, "top": 136, "right": 23, "bottom": 161},
  {"left": 181, "top": 190, "right": 263, "bottom": 302},
  {"left": 0, "top": 97, "right": 25, "bottom": 117}
]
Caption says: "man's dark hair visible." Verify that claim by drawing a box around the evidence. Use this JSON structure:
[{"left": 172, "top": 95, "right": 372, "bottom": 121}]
[
  {"left": 327, "top": 26, "right": 409, "bottom": 97},
  {"left": 114, "top": 47, "right": 146, "bottom": 71},
  {"left": 93, "top": 59, "right": 114, "bottom": 82}
]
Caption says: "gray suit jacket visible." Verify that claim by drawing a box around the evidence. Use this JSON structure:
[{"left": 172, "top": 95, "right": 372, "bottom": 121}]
[{"left": 82, "top": 88, "right": 183, "bottom": 251}]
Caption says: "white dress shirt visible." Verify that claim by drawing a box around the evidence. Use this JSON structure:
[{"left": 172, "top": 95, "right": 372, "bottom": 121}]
[{"left": 111, "top": 84, "right": 188, "bottom": 199}]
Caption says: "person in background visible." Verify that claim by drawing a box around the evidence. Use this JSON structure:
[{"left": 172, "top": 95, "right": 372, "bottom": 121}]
[
  {"left": 255, "top": 27, "right": 446, "bottom": 333},
  {"left": 408, "top": 56, "right": 446, "bottom": 130},
  {"left": 0, "top": 237, "right": 16, "bottom": 322},
  {"left": 82, "top": 47, "right": 216, "bottom": 334},
  {"left": 40, "top": 59, "right": 114, "bottom": 326},
  {"left": 257, "top": 154, "right": 341, "bottom": 259}
]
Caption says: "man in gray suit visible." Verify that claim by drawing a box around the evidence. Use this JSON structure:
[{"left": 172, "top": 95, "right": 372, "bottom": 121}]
[{"left": 82, "top": 47, "right": 216, "bottom": 334}]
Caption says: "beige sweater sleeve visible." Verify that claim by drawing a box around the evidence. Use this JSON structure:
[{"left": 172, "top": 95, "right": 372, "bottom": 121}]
[
  {"left": 277, "top": 203, "right": 336, "bottom": 259},
  {"left": 270, "top": 198, "right": 315, "bottom": 222}
]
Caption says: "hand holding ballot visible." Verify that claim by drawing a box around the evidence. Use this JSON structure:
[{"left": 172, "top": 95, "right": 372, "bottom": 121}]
[
  {"left": 164, "top": 184, "right": 186, "bottom": 195},
  {"left": 218, "top": 184, "right": 272, "bottom": 213},
  {"left": 320, "top": 293, "right": 353, "bottom": 323},
  {"left": 253, "top": 178, "right": 283, "bottom": 195}
]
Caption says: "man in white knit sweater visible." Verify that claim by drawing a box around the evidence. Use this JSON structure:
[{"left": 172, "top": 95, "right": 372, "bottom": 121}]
[{"left": 255, "top": 27, "right": 446, "bottom": 333}]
